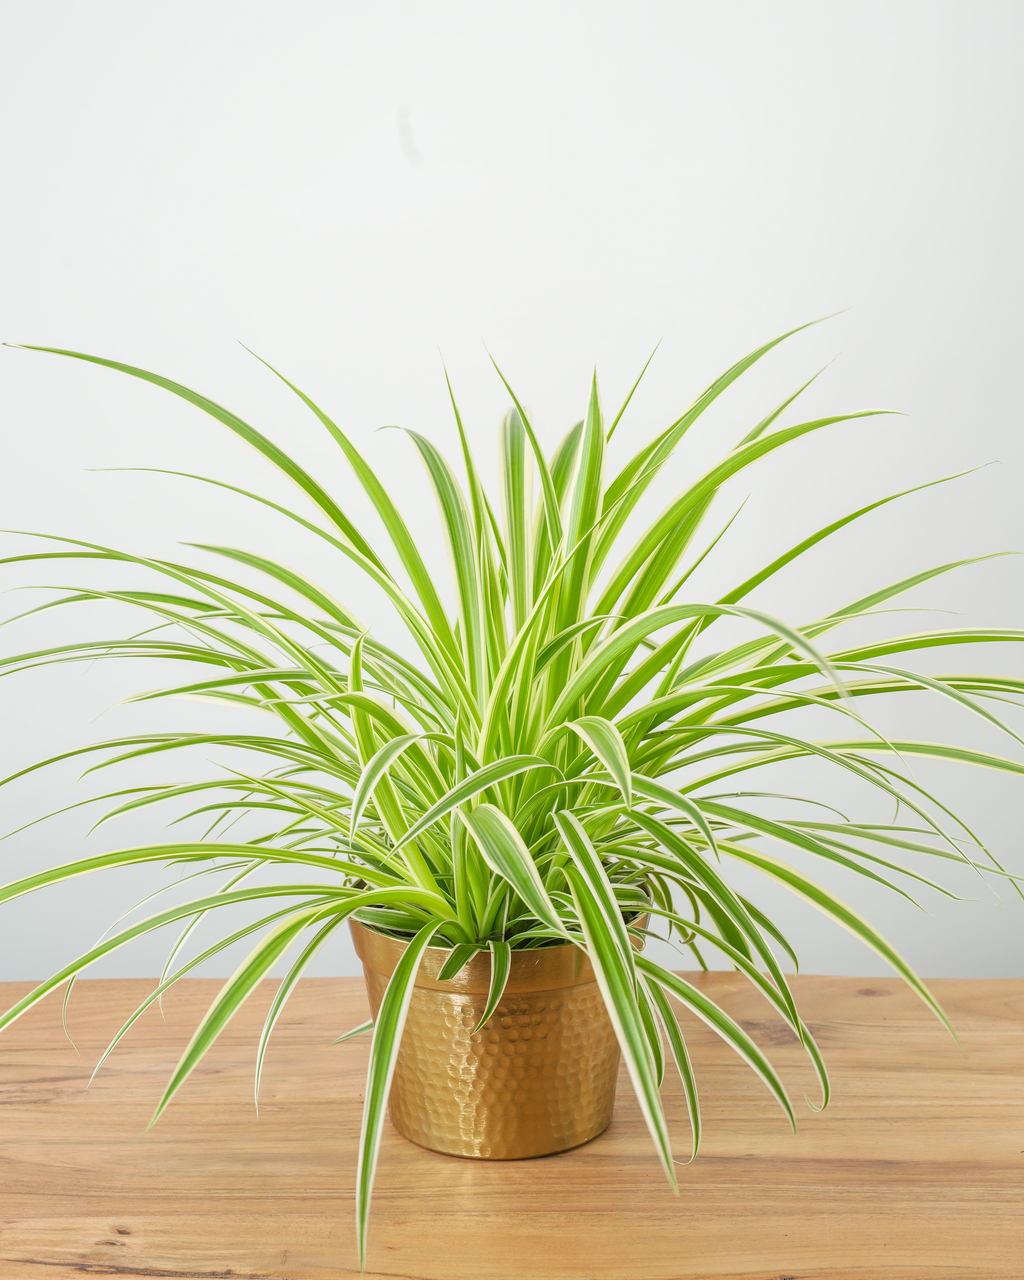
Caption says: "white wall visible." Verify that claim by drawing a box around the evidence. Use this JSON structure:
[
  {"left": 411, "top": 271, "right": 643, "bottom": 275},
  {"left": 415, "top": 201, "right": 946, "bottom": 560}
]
[{"left": 1, "top": 1, "right": 1022, "bottom": 985}]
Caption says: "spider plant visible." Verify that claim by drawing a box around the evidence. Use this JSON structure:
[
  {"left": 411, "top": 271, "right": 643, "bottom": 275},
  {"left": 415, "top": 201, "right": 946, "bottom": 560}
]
[{"left": 2, "top": 321, "right": 1022, "bottom": 1269}]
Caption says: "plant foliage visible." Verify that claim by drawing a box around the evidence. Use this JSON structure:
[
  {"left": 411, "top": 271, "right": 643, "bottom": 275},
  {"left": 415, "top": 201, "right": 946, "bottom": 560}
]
[{"left": 2, "top": 324, "right": 1022, "bottom": 1267}]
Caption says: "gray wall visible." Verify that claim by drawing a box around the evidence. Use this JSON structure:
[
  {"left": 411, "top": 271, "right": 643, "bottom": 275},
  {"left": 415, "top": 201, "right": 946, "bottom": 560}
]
[{"left": 1, "top": 1, "right": 1022, "bottom": 983}]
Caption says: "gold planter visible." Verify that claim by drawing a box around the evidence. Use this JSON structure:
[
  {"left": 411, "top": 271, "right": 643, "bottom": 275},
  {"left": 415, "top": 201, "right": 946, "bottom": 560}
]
[{"left": 351, "top": 920, "right": 622, "bottom": 1160}]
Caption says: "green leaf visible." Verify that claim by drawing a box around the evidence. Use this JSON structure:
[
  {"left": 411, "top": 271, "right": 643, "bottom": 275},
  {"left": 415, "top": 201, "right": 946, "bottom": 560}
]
[
  {"left": 546, "top": 601, "right": 848, "bottom": 726},
  {"left": 555, "top": 372, "right": 606, "bottom": 634},
  {"left": 564, "top": 716, "right": 632, "bottom": 808},
  {"left": 350, "top": 734, "right": 423, "bottom": 834},
  {"left": 637, "top": 956, "right": 796, "bottom": 1131},
  {"left": 553, "top": 811, "right": 637, "bottom": 977},
  {"left": 88, "top": 901, "right": 314, "bottom": 1087},
  {"left": 357, "top": 921, "right": 444, "bottom": 1269},
  {"left": 812, "top": 737, "right": 1024, "bottom": 779},
  {"left": 437, "top": 943, "right": 483, "bottom": 981},
  {"left": 0, "top": 841, "right": 407, "bottom": 911},
  {"left": 242, "top": 350, "right": 460, "bottom": 663},
  {"left": 598, "top": 411, "right": 893, "bottom": 623},
  {"left": 0, "top": 884, "right": 453, "bottom": 1042},
  {"left": 595, "top": 317, "right": 835, "bottom": 574},
  {"left": 719, "top": 839, "right": 958, "bottom": 1043},
  {"left": 473, "top": 939, "right": 512, "bottom": 1034},
  {"left": 332, "top": 1018, "right": 374, "bottom": 1045},
  {"left": 254, "top": 913, "right": 350, "bottom": 1110},
  {"left": 457, "top": 805, "right": 566, "bottom": 936},
  {"left": 500, "top": 407, "right": 534, "bottom": 636},
  {"left": 626, "top": 808, "right": 807, "bottom": 1040},
  {"left": 630, "top": 776, "right": 719, "bottom": 861},
  {"left": 636, "top": 975, "right": 665, "bottom": 1088},
  {"left": 643, "top": 977, "right": 701, "bottom": 1163},
  {"left": 718, "top": 471, "right": 983, "bottom": 607},
  {"left": 149, "top": 906, "right": 332, "bottom": 1128},
  {"left": 534, "top": 616, "right": 620, "bottom": 671},
  {"left": 403, "top": 428, "right": 486, "bottom": 706},
  {"left": 488, "top": 354, "right": 563, "bottom": 554},
  {"left": 641, "top": 901, "right": 829, "bottom": 1111},
  {"left": 391, "top": 756, "right": 561, "bottom": 857},
  {"left": 15, "top": 345, "right": 388, "bottom": 566},
  {"left": 606, "top": 343, "right": 660, "bottom": 441},
  {"left": 698, "top": 799, "right": 927, "bottom": 907},
  {"left": 564, "top": 865, "right": 676, "bottom": 1190}
]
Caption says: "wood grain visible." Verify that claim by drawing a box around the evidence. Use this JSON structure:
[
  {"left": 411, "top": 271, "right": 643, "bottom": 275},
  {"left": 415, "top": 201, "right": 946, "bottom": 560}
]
[{"left": 0, "top": 974, "right": 1021, "bottom": 1279}]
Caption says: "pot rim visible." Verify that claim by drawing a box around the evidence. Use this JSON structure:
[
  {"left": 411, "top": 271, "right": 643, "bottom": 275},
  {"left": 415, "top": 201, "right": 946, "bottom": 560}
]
[
  {"left": 350, "top": 918, "right": 598, "bottom": 993},
  {"left": 350, "top": 917, "right": 646, "bottom": 995}
]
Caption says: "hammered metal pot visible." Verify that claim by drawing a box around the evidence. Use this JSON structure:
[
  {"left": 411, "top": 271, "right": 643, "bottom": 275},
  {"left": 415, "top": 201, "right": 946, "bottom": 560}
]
[{"left": 350, "top": 919, "right": 623, "bottom": 1160}]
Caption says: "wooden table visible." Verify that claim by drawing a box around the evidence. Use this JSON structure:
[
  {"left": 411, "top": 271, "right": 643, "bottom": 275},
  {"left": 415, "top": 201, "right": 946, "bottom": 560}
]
[{"left": 0, "top": 974, "right": 1021, "bottom": 1279}]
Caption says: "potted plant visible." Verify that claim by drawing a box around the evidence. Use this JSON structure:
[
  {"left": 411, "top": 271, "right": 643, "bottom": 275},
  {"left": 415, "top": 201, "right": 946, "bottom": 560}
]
[{"left": 1, "top": 321, "right": 1021, "bottom": 1268}]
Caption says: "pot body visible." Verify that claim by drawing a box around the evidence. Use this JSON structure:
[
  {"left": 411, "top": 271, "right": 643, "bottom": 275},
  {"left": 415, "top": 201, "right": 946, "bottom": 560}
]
[{"left": 351, "top": 920, "right": 621, "bottom": 1159}]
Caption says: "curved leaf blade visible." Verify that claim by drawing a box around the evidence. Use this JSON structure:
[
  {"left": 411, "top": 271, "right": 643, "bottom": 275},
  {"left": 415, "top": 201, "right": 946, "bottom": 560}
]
[
  {"left": 565, "top": 716, "right": 632, "bottom": 808},
  {"left": 637, "top": 955, "right": 796, "bottom": 1132},
  {"left": 472, "top": 939, "right": 512, "bottom": 1035},
  {"left": 458, "top": 805, "right": 565, "bottom": 937},
  {"left": 356, "top": 921, "right": 444, "bottom": 1269},
  {"left": 564, "top": 865, "right": 677, "bottom": 1190}
]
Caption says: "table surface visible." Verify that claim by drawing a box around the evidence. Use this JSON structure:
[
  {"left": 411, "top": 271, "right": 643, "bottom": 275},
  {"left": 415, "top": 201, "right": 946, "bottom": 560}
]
[{"left": 0, "top": 973, "right": 1021, "bottom": 1280}]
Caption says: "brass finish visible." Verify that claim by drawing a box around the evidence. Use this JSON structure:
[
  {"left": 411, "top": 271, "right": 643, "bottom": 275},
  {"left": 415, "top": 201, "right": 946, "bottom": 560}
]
[{"left": 350, "top": 921, "right": 621, "bottom": 1159}]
